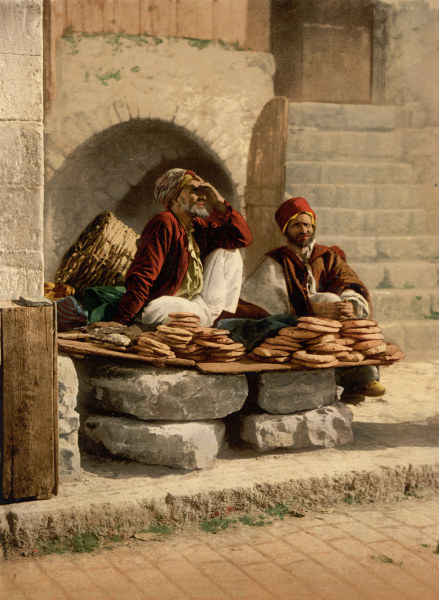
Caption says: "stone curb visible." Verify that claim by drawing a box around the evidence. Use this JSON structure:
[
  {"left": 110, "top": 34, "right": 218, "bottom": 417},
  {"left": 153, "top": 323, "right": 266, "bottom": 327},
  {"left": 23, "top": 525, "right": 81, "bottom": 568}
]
[{"left": 1, "top": 457, "right": 438, "bottom": 558}]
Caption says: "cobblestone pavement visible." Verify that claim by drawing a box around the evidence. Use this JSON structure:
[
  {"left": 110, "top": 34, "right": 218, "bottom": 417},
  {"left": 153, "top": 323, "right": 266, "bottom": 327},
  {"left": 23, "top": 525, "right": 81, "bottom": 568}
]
[{"left": 1, "top": 493, "right": 439, "bottom": 600}]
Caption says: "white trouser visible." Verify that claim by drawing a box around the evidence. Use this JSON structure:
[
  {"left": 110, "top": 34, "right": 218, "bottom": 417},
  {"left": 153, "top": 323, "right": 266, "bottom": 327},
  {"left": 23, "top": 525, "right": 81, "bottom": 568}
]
[{"left": 139, "top": 248, "right": 243, "bottom": 326}]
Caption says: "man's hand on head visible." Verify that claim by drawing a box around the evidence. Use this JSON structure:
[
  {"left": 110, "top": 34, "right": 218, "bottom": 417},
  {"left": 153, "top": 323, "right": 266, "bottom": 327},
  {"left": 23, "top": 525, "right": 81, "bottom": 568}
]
[{"left": 193, "top": 180, "right": 226, "bottom": 214}]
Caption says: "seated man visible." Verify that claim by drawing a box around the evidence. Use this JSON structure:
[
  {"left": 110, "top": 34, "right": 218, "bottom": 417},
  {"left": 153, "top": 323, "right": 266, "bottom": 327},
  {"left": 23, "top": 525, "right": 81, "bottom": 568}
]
[
  {"left": 109, "top": 168, "right": 252, "bottom": 327},
  {"left": 240, "top": 196, "right": 385, "bottom": 401}
]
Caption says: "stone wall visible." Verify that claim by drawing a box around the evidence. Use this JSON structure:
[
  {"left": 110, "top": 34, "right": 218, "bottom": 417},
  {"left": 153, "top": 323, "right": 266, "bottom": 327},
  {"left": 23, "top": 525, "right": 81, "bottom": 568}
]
[
  {"left": 44, "top": 34, "right": 274, "bottom": 279},
  {"left": 0, "top": 0, "right": 44, "bottom": 299},
  {"left": 382, "top": 0, "right": 439, "bottom": 225}
]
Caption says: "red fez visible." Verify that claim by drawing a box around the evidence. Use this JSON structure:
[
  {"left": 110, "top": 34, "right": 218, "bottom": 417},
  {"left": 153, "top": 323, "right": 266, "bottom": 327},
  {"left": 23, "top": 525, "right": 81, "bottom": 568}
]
[{"left": 275, "top": 197, "right": 316, "bottom": 233}]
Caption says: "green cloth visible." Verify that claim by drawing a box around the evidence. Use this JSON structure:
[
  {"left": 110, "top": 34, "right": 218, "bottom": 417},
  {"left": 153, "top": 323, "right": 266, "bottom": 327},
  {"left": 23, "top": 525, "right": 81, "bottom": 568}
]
[{"left": 82, "top": 286, "right": 126, "bottom": 323}]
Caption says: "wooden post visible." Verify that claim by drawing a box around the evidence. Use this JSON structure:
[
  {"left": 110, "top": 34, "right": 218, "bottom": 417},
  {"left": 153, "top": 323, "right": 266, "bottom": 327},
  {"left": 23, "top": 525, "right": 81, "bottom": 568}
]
[
  {"left": 244, "top": 96, "right": 289, "bottom": 276},
  {"left": 0, "top": 301, "right": 58, "bottom": 503}
]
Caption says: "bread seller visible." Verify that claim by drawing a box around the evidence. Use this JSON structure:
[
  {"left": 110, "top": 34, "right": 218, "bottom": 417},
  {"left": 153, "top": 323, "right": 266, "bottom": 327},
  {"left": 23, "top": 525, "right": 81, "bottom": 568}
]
[
  {"left": 239, "top": 196, "right": 386, "bottom": 401},
  {"left": 108, "top": 168, "right": 252, "bottom": 328}
]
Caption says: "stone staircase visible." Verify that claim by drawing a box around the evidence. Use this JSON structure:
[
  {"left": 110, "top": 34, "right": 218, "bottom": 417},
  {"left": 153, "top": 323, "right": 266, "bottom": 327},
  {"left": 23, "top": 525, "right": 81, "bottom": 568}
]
[{"left": 285, "top": 102, "right": 439, "bottom": 361}]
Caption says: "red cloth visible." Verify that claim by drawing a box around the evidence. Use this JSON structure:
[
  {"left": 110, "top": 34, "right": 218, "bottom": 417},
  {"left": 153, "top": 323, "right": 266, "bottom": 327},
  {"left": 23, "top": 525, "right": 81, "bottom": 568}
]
[
  {"left": 113, "top": 202, "right": 252, "bottom": 325},
  {"left": 265, "top": 244, "right": 371, "bottom": 316}
]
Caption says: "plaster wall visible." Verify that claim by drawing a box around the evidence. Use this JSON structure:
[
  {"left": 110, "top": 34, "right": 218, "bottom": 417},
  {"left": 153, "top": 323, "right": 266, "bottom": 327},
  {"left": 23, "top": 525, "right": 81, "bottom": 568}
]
[
  {"left": 0, "top": 0, "right": 44, "bottom": 299},
  {"left": 44, "top": 34, "right": 274, "bottom": 279}
]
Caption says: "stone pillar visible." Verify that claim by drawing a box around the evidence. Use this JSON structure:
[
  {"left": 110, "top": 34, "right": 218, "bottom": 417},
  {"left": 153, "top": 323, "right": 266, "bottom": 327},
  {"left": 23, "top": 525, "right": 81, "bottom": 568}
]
[{"left": 0, "top": 0, "right": 44, "bottom": 298}]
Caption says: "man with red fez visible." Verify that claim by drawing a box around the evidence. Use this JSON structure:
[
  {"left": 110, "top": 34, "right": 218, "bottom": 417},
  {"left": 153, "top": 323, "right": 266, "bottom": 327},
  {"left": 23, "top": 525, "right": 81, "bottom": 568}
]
[
  {"left": 110, "top": 168, "right": 252, "bottom": 327},
  {"left": 240, "top": 196, "right": 385, "bottom": 399}
]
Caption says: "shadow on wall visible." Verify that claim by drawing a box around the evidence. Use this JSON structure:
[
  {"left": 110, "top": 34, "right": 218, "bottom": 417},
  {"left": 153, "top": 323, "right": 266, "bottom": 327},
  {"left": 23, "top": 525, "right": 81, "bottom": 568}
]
[{"left": 44, "top": 118, "right": 237, "bottom": 280}]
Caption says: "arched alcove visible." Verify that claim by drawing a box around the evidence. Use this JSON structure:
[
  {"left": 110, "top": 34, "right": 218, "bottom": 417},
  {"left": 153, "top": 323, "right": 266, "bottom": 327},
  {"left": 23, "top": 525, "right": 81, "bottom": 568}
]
[{"left": 44, "top": 118, "right": 238, "bottom": 279}]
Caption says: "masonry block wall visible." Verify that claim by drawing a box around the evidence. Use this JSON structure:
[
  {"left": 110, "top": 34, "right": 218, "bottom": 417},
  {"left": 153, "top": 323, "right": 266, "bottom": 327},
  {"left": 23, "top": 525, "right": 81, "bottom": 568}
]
[{"left": 0, "top": 0, "right": 44, "bottom": 299}]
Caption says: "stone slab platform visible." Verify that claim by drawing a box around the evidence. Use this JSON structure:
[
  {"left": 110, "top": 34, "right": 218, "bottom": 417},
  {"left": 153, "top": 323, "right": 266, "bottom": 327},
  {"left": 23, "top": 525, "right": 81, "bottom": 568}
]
[{"left": 1, "top": 361, "right": 438, "bottom": 556}]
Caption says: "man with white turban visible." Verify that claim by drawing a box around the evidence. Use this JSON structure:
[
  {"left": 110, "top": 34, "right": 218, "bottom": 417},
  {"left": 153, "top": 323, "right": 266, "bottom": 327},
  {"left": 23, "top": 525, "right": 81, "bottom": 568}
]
[{"left": 111, "top": 168, "right": 252, "bottom": 327}]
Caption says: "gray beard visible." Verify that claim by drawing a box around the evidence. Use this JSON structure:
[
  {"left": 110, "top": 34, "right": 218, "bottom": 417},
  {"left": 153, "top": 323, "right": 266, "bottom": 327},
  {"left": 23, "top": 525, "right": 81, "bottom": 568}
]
[{"left": 184, "top": 204, "right": 210, "bottom": 219}]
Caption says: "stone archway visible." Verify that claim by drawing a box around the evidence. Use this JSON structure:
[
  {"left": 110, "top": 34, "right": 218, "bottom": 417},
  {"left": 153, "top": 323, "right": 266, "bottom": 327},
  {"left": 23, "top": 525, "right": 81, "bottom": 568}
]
[{"left": 44, "top": 118, "right": 237, "bottom": 280}]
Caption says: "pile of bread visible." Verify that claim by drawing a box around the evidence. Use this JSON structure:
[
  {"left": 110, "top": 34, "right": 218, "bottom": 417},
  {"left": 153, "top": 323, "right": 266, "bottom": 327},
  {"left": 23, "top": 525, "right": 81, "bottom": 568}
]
[
  {"left": 65, "top": 313, "right": 404, "bottom": 370},
  {"left": 81, "top": 312, "right": 246, "bottom": 366},
  {"left": 248, "top": 316, "right": 404, "bottom": 368},
  {"left": 132, "top": 312, "right": 246, "bottom": 364}
]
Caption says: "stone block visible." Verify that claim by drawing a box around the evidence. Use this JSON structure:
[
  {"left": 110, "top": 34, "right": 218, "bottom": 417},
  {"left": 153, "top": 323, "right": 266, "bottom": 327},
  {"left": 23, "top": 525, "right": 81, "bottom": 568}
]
[
  {"left": 0, "top": 0, "right": 42, "bottom": 55},
  {"left": 84, "top": 363, "right": 248, "bottom": 421},
  {"left": 240, "top": 402, "right": 353, "bottom": 453},
  {"left": 349, "top": 261, "right": 435, "bottom": 290},
  {"left": 287, "top": 160, "right": 412, "bottom": 185},
  {"left": 371, "top": 289, "right": 432, "bottom": 320},
  {"left": 0, "top": 55, "right": 42, "bottom": 121},
  {"left": 288, "top": 102, "right": 397, "bottom": 131},
  {"left": 0, "top": 123, "right": 43, "bottom": 186},
  {"left": 287, "top": 130, "right": 403, "bottom": 163},
  {"left": 255, "top": 370, "right": 337, "bottom": 415},
  {"left": 0, "top": 185, "right": 43, "bottom": 251},
  {"left": 0, "top": 258, "right": 42, "bottom": 300},
  {"left": 58, "top": 355, "right": 81, "bottom": 480},
  {"left": 316, "top": 208, "right": 426, "bottom": 237},
  {"left": 84, "top": 415, "right": 225, "bottom": 470},
  {"left": 297, "top": 184, "right": 419, "bottom": 210}
]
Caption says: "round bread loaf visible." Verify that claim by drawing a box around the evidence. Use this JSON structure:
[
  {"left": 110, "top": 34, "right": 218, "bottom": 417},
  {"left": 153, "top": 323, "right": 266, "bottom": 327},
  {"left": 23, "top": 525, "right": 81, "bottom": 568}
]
[
  {"left": 341, "top": 319, "right": 378, "bottom": 328},
  {"left": 363, "top": 344, "right": 387, "bottom": 355},
  {"left": 348, "top": 332, "right": 384, "bottom": 340},
  {"left": 157, "top": 324, "right": 193, "bottom": 337},
  {"left": 293, "top": 350, "right": 337, "bottom": 363},
  {"left": 290, "top": 358, "right": 338, "bottom": 369},
  {"left": 297, "top": 322, "right": 341, "bottom": 333},
  {"left": 339, "top": 351, "right": 364, "bottom": 362},
  {"left": 307, "top": 333, "right": 337, "bottom": 344},
  {"left": 306, "top": 342, "right": 347, "bottom": 352},
  {"left": 342, "top": 326, "right": 381, "bottom": 335},
  {"left": 352, "top": 339, "right": 384, "bottom": 350},
  {"left": 254, "top": 347, "right": 290, "bottom": 358},
  {"left": 278, "top": 328, "right": 321, "bottom": 340},
  {"left": 299, "top": 316, "right": 342, "bottom": 328}
]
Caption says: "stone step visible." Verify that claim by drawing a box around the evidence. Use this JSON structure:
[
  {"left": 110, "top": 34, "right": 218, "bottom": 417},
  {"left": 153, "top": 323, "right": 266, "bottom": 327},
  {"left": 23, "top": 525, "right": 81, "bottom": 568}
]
[
  {"left": 379, "top": 319, "right": 439, "bottom": 361},
  {"left": 287, "top": 129, "right": 404, "bottom": 162},
  {"left": 285, "top": 184, "right": 420, "bottom": 209},
  {"left": 286, "top": 160, "right": 413, "bottom": 185},
  {"left": 349, "top": 261, "right": 438, "bottom": 290},
  {"left": 317, "top": 235, "right": 439, "bottom": 261},
  {"left": 288, "top": 102, "right": 399, "bottom": 131},
  {"left": 314, "top": 207, "right": 427, "bottom": 236},
  {"left": 370, "top": 288, "right": 439, "bottom": 321}
]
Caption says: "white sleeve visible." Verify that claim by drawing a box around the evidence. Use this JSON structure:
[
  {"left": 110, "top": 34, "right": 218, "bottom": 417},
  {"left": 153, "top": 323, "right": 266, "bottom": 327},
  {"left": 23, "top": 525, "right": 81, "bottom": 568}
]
[
  {"left": 340, "top": 289, "right": 370, "bottom": 318},
  {"left": 240, "top": 256, "right": 290, "bottom": 315}
]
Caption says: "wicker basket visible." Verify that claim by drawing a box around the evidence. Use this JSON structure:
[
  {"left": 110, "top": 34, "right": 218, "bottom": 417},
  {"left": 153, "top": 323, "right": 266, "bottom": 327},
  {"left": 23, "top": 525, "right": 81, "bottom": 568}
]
[{"left": 55, "top": 211, "right": 139, "bottom": 295}]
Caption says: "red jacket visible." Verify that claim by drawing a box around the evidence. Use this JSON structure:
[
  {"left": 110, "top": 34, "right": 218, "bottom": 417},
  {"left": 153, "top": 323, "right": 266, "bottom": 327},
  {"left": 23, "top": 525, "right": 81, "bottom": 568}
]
[
  {"left": 113, "top": 202, "right": 252, "bottom": 324},
  {"left": 265, "top": 244, "right": 371, "bottom": 316}
]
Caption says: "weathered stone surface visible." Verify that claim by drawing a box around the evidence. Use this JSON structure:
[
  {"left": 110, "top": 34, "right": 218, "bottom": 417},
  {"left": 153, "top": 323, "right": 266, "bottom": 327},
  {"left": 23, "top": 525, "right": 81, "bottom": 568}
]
[
  {"left": 241, "top": 402, "right": 353, "bottom": 452},
  {"left": 0, "top": 186, "right": 43, "bottom": 252},
  {"left": 288, "top": 102, "right": 397, "bottom": 131},
  {"left": 0, "top": 123, "right": 43, "bottom": 186},
  {"left": 0, "top": 55, "right": 42, "bottom": 120},
  {"left": 44, "top": 36, "right": 274, "bottom": 276},
  {"left": 84, "top": 364, "right": 248, "bottom": 421},
  {"left": 255, "top": 370, "right": 337, "bottom": 415},
  {"left": 84, "top": 415, "right": 225, "bottom": 470},
  {"left": 58, "top": 355, "right": 81, "bottom": 480},
  {"left": 0, "top": 260, "right": 43, "bottom": 300},
  {"left": 0, "top": 0, "right": 42, "bottom": 55}
]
